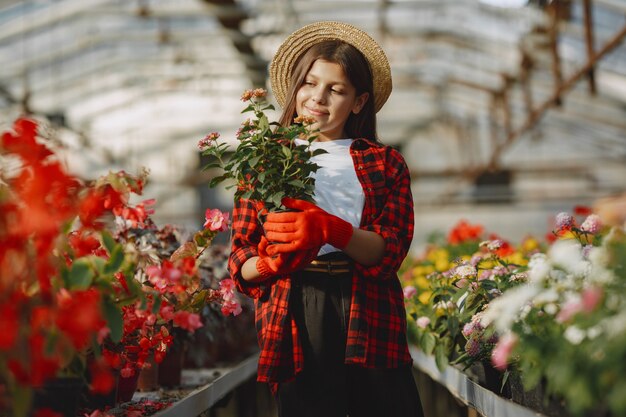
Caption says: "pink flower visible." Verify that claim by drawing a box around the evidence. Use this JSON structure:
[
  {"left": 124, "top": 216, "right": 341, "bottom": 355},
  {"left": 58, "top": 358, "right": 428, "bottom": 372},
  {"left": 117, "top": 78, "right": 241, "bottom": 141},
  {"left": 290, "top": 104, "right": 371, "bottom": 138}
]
[
  {"left": 465, "top": 337, "right": 481, "bottom": 357},
  {"left": 462, "top": 322, "right": 475, "bottom": 338},
  {"left": 455, "top": 264, "right": 477, "bottom": 279},
  {"left": 221, "top": 300, "right": 242, "bottom": 316},
  {"left": 555, "top": 212, "right": 574, "bottom": 230},
  {"left": 416, "top": 316, "right": 430, "bottom": 329},
  {"left": 581, "top": 286, "right": 603, "bottom": 313},
  {"left": 556, "top": 299, "right": 583, "bottom": 323},
  {"left": 173, "top": 311, "right": 203, "bottom": 332},
  {"left": 219, "top": 279, "right": 242, "bottom": 316},
  {"left": 198, "top": 132, "right": 220, "bottom": 150},
  {"left": 580, "top": 214, "right": 601, "bottom": 234},
  {"left": 403, "top": 285, "right": 417, "bottom": 299},
  {"left": 491, "top": 333, "right": 518, "bottom": 371},
  {"left": 204, "top": 208, "right": 230, "bottom": 232}
]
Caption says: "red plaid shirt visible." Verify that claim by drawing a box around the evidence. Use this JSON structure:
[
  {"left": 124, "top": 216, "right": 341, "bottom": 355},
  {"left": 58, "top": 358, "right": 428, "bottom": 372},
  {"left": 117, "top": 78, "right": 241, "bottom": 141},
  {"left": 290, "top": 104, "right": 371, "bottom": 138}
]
[{"left": 228, "top": 138, "right": 414, "bottom": 385}]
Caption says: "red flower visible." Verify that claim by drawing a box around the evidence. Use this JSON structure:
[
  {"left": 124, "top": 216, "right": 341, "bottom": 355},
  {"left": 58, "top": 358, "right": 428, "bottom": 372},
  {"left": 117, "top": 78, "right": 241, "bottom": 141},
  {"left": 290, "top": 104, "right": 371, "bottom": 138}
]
[
  {"left": 1, "top": 118, "right": 53, "bottom": 165},
  {"left": 78, "top": 185, "right": 124, "bottom": 229},
  {"left": 33, "top": 408, "right": 63, "bottom": 417},
  {"left": 447, "top": 220, "right": 484, "bottom": 244},
  {"left": 0, "top": 303, "right": 19, "bottom": 350},
  {"left": 68, "top": 230, "right": 104, "bottom": 257},
  {"left": 56, "top": 289, "right": 105, "bottom": 349},
  {"left": 89, "top": 358, "right": 116, "bottom": 394},
  {"left": 573, "top": 205, "right": 593, "bottom": 216}
]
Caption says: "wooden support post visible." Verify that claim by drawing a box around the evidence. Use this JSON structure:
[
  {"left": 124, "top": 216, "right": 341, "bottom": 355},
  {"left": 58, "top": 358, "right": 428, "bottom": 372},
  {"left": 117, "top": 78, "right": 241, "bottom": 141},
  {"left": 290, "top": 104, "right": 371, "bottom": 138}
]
[
  {"left": 582, "top": 0, "right": 597, "bottom": 94},
  {"left": 487, "top": 22, "right": 626, "bottom": 167}
]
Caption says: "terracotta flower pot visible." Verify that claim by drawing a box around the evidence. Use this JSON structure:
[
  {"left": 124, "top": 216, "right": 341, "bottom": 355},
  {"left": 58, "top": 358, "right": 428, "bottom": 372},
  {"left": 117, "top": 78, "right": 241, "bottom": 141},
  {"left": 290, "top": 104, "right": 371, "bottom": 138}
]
[{"left": 137, "top": 353, "right": 159, "bottom": 392}]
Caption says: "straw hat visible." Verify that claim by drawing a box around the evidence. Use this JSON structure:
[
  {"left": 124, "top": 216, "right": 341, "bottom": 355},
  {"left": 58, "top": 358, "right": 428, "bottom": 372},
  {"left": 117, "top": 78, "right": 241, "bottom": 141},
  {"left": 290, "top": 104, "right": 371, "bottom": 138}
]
[{"left": 269, "top": 21, "right": 392, "bottom": 113}]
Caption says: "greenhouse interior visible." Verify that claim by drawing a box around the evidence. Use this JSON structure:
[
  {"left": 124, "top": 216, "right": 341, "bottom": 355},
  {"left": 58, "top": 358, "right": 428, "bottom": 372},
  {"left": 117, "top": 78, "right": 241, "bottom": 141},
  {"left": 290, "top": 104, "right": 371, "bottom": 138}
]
[{"left": 1, "top": 0, "right": 625, "bottom": 416}]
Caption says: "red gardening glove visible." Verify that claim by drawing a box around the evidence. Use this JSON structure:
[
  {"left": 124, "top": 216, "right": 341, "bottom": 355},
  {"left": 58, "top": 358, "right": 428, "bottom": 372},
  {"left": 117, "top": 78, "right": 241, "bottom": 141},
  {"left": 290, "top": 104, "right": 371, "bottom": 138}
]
[
  {"left": 262, "top": 198, "right": 353, "bottom": 255},
  {"left": 255, "top": 236, "right": 320, "bottom": 278}
]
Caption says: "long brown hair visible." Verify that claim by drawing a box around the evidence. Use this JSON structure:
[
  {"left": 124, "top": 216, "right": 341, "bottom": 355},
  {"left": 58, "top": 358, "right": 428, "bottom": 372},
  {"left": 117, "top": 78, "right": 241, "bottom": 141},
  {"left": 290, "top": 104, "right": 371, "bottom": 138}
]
[{"left": 277, "top": 40, "right": 379, "bottom": 143}]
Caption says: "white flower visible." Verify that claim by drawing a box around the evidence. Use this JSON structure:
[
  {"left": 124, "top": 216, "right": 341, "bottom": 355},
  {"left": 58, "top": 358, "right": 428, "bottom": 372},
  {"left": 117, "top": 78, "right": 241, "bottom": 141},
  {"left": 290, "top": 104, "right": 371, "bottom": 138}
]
[
  {"left": 586, "top": 326, "right": 602, "bottom": 339},
  {"left": 544, "top": 303, "right": 558, "bottom": 315},
  {"left": 481, "top": 284, "right": 540, "bottom": 333},
  {"left": 564, "top": 326, "right": 585, "bottom": 345},
  {"left": 455, "top": 264, "right": 477, "bottom": 279},
  {"left": 532, "top": 288, "right": 559, "bottom": 305},
  {"left": 528, "top": 253, "right": 551, "bottom": 284},
  {"left": 549, "top": 240, "right": 590, "bottom": 278}
]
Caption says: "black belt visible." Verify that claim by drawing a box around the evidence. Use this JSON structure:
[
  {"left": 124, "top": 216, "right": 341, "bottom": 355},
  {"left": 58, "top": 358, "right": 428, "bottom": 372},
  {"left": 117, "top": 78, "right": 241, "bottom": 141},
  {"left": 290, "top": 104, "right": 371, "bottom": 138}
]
[{"left": 302, "top": 258, "right": 352, "bottom": 275}]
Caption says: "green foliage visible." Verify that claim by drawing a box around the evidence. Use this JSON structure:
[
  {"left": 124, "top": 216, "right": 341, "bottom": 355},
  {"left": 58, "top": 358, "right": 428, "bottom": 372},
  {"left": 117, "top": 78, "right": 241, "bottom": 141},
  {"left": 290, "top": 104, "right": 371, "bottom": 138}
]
[{"left": 201, "top": 90, "right": 325, "bottom": 212}]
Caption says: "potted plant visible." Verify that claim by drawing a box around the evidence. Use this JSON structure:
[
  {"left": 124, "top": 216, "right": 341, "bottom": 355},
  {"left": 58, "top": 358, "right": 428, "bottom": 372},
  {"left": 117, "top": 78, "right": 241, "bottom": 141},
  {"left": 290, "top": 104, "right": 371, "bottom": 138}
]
[{"left": 198, "top": 88, "right": 326, "bottom": 213}]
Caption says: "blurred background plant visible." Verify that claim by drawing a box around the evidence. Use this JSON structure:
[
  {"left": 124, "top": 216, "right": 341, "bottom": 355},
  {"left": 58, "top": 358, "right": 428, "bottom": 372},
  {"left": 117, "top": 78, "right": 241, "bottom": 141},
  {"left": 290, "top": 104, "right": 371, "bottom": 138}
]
[
  {"left": 401, "top": 219, "right": 543, "bottom": 371},
  {"left": 481, "top": 207, "right": 626, "bottom": 416},
  {"left": 0, "top": 118, "right": 238, "bottom": 417}
]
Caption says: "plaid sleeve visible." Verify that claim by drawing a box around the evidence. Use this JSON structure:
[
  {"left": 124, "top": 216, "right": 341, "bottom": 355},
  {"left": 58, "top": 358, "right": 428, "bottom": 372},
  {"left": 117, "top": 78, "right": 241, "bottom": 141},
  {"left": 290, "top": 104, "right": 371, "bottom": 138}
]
[
  {"left": 227, "top": 199, "right": 270, "bottom": 299},
  {"left": 356, "top": 147, "right": 414, "bottom": 280}
]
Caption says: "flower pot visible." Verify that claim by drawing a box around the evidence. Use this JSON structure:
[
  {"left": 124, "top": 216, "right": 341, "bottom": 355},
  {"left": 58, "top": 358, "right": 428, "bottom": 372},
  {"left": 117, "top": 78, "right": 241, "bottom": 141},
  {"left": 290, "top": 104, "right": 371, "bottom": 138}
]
[
  {"left": 116, "top": 371, "right": 140, "bottom": 404},
  {"left": 158, "top": 343, "right": 187, "bottom": 388},
  {"left": 137, "top": 353, "right": 159, "bottom": 392},
  {"left": 32, "top": 377, "right": 84, "bottom": 417}
]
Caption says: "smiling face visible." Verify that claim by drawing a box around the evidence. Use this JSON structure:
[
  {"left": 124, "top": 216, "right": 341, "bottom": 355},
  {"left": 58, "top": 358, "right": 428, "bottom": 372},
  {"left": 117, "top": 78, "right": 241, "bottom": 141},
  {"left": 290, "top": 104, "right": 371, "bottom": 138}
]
[{"left": 295, "top": 59, "right": 369, "bottom": 141}]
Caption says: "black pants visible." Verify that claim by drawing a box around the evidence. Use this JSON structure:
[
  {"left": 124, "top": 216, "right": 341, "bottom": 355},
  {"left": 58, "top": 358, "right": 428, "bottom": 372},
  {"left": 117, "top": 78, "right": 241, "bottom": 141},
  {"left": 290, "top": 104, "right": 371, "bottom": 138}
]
[{"left": 276, "top": 255, "right": 424, "bottom": 417}]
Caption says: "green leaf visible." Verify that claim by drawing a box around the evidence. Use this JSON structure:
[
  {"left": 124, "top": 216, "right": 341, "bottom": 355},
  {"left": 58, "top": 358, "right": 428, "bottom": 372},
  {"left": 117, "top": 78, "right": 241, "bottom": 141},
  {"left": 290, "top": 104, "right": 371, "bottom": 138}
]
[
  {"left": 421, "top": 332, "right": 436, "bottom": 355},
  {"left": 101, "top": 230, "right": 116, "bottom": 254},
  {"left": 434, "top": 344, "right": 449, "bottom": 371},
  {"left": 103, "top": 244, "right": 124, "bottom": 274},
  {"left": 68, "top": 259, "right": 94, "bottom": 289},
  {"left": 281, "top": 145, "right": 292, "bottom": 159},
  {"left": 288, "top": 179, "right": 305, "bottom": 188},
  {"left": 152, "top": 296, "right": 162, "bottom": 314},
  {"left": 103, "top": 298, "right": 123, "bottom": 343},
  {"left": 248, "top": 155, "right": 262, "bottom": 168}
]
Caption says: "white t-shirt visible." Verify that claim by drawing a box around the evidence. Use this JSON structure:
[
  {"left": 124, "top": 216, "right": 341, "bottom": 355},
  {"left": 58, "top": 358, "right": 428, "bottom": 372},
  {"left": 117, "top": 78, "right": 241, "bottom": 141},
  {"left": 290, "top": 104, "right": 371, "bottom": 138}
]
[{"left": 296, "top": 138, "right": 365, "bottom": 255}]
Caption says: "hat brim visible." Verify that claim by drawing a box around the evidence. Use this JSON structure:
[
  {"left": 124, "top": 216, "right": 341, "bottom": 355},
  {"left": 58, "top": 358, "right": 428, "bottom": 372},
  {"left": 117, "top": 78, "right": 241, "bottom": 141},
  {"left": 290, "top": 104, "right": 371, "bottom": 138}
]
[{"left": 269, "top": 21, "right": 392, "bottom": 113}]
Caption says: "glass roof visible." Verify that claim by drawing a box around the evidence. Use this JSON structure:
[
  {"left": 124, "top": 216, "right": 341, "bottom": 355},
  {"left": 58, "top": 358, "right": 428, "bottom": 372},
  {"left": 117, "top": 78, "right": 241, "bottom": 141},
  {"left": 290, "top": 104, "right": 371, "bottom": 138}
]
[{"left": 1, "top": 0, "right": 625, "bottom": 243}]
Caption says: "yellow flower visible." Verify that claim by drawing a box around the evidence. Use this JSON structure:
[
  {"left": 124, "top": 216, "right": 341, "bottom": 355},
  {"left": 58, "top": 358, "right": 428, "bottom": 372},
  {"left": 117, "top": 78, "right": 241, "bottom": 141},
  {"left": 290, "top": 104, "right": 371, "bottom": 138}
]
[
  {"left": 418, "top": 290, "right": 432, "bottom": 305},
  {"left": 502, "top": 251, "right": 528, "bottom": 266},
  {"left": 415, "top": 275, "right": 430, "bottom": 290},
  {"left": 522, "top": 237, "right": 539, "bottom": 252}
]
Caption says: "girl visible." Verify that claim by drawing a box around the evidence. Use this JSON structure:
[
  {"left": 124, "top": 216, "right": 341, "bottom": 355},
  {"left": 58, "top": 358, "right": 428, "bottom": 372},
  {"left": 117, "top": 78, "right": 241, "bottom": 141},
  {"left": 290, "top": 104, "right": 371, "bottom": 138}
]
[{"left": 228, "top": 21, "right": 424, "bottom": 417}]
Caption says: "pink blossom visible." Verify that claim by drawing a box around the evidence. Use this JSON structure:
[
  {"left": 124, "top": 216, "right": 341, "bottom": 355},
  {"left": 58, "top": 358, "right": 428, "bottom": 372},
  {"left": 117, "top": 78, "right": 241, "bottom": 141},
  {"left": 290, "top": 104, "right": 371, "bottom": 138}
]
[
  {"left": 555, "top": 212, "right": 574, "bottom": 230},
  {"left": 416, "top": 316, "right": 430, "bottom": 329},
  {"left": 491, "top": 333, "right": 518, "bottom": 371},
  {"left": 204, "top": 208, "right": 230, "bottom": 232},
  {"left": 219, "top": 279, "right": 242, "bottom": 316},
  {"left": 173, "top": 311, "right": 203, "bottom": 332},
  {"left": 581, "top": 286, "right": 603, "bottom": 313},
  {"left": 455, "top": 278, "right": 469, "bottom": 288},
  {"left": 455, "top": 264, "right": 477, "bottom": 279},
  {"left": 221, "top": 300, "right": 242, "bottom": 316},
  {"left": 198, "top": 132, "right": 220, "bottom": 150},
  {"left": 462, "top": 322, "right": 475, "bottom": 338},
  {"left": 556, "top": 299, "right": 583, "bottom": 323},
  {"left": 465, "top": 337, "right": 481, "bottom": 357},
  {"left": 478, "top": 270, "right": 493, "bottom": 281},
  {"left": 160, "top": 305, "right": 175, "bottom": 321},
  {"left": 580, "top": 214, "right": 601, "bottom": 234},
  {"left": 403, "top": 285, "right": 417, "bottom": 299}
]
